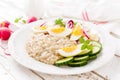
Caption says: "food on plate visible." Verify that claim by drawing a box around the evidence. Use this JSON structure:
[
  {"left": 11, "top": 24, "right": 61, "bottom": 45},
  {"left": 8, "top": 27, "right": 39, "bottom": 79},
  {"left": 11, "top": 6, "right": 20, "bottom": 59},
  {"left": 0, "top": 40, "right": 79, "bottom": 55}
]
[
  {"left": 26, "top": 33, "right": 76, "bottom": 64},
  {"left": 33, "top": 25, "right": 47, "bottom": 33},
  {"left": 70, "top": 23, "right": 83, "bottom": 40},
  {"left": 55, "top": 18, "right": 65, "bottom": 27},
  {"left": 47, "top": 27, "right": 72, "bottom": 37},
  {"left": 26, "top": 18, "right": 102, "bottom": 67}
]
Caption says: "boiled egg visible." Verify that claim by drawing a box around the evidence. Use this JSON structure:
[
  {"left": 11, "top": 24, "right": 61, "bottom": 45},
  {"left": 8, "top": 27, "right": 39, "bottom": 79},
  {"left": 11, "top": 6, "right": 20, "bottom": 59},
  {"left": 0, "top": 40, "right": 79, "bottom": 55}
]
[
  {"left": 70, "top": 23, "right": 83, "bottom": 40},
  {"left": 58, "top": 44, "right": 83, "bottom": 57},
  {"left": 32, "top": 25, "right": 47, "bottom": 33},
  {"left": 47, "top": 26, "right": 72, "bottom": 37}
]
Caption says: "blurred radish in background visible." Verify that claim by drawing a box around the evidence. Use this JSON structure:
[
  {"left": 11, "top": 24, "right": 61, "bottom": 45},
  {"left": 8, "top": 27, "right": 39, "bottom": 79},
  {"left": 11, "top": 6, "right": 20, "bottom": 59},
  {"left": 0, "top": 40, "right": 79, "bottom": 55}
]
[{"left": 0, "top": 21, "right": 11, "bottom": 40}]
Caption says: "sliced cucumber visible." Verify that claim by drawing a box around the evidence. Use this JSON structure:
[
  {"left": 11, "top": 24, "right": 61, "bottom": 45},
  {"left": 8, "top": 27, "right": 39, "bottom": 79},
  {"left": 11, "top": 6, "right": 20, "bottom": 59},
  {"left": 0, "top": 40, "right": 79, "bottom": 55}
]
[
  {"left": 77, "top": 49, "right": 91, "bottom": 56},
  {"left": 89, "top": 41, "right": 102, "bottom": 55},
  {"left": 54, "top": 57, "right": 73, "bottom": 66},
  {"left": 89, "top": 55, "right": 97, "bottom": 60},
  {"left": 68, "top": 60, "right": 88, "bottom": 67},
  {"left": 90, "top": 46, "right": 101, "bottom": 55},
  {"left": 91, "top": 41, "right": 102, "bottom": 48},
  {"left": 74, "top": 55, "right": 89, "bottom": 62}
]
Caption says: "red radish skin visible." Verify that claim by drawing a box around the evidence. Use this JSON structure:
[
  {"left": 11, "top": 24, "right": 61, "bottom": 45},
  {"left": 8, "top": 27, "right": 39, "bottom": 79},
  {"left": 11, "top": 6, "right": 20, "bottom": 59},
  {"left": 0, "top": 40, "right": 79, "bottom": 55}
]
[
  {"left": 0, "top": 28, "right": 11, "bottom": 40},
  {"left": 66, "top": 20, "right": 74, "bottom": 29},
  {"left": 83, "top": 30, "right": 90, "bottom": 39},
  {"left": 0, "top": 21, "right": 10, "bottom": 28},
  {"left": 40, "top": 22, "right": 46, "bottom": 27},
  {"left": 3, "top": 21, "right": 10, "bottom": 28},
  {"left": 0, "top": 23, "right": 2, "bottom": 27},
  {"left": 27, "top": 16, "right": 37, "bottom": 23}
]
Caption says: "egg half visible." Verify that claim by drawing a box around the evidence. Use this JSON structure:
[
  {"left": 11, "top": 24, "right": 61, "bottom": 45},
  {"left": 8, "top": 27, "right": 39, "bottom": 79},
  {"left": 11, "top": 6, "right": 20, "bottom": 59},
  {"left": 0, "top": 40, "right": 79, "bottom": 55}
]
[
  {"left": 47, "top": 27, "right": 72, "bottom": 37},
  {"left": 70, "top": 23, "right": 83, "bottom": 40},
  {"left": 32, "top": 25, "right": 47, "bottom": 33},
  {"left": 58, "top": 44, "right": 82, "bottom": 57}
]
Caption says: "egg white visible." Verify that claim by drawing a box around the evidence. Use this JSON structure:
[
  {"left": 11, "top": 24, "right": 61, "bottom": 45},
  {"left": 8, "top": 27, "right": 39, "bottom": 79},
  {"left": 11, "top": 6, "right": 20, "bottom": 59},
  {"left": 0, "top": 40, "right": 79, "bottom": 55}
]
[
  {"left": 47, "top": 27, "right": 72, "bottom": 37},
  {"left": 70, "top": 35, "right": 82, "bottom": 40},
  {"left": 70, "top": 23, "right": 83, "bottom": 40},
  {"left": 57, "top": 44, "right": 82, "bottom": 57},
  {"left": 32, "top": 26, "right": 48, "bottom": 33}
]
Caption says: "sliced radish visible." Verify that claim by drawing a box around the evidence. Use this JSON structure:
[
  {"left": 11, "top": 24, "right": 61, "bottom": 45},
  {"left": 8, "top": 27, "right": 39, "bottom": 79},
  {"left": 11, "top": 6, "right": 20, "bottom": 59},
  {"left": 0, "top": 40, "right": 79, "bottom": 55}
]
[
  {"left": 40, "top": 22, "right": 46, "bottom": 27},
  {"left": 83, "top": 30, "right": 90, "bottom": 39},
  {"left": 66, "top": 20, "right": 74, "bottom": 29}
]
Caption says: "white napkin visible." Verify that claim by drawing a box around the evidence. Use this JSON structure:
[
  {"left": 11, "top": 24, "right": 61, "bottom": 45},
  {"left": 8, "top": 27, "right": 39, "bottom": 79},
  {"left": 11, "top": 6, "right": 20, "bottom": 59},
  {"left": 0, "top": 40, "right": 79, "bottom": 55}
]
[
  {"left": 25, "top": 0, "right": 120, "bottom": 22},
  {"left": 24, "top": 0, "right": 45, "bottom": 18}
]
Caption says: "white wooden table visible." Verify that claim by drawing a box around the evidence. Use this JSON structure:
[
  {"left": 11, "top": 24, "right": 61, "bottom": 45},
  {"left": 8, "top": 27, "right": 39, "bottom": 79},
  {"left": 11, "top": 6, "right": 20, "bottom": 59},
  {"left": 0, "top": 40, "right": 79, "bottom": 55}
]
[{"left": 0, "top": 0, "right": 120, "bottom": 80}]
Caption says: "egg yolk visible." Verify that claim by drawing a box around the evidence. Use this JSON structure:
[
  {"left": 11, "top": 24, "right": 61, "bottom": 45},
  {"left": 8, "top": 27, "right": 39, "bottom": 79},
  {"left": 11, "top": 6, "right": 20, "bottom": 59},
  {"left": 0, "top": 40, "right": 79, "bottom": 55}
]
[
  {"left": 35, "top": 26, "right": 47, "bottom": 30},
  {"left": 51, "top": 27, "right": 65, "bottom": 34},
  {"left": 62, "top": 45, "right": 77, "bottom": 52},
  {"left": 72, "top": 24, "right": 82, "bottom": 36}
]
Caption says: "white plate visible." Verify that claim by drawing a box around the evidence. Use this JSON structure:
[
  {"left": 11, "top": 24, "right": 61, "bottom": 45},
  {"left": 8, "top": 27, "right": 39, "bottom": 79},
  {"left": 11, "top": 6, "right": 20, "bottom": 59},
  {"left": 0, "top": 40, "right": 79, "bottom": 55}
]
[{"left": 8, "top": 18, "right": 116, "bottom": 75}]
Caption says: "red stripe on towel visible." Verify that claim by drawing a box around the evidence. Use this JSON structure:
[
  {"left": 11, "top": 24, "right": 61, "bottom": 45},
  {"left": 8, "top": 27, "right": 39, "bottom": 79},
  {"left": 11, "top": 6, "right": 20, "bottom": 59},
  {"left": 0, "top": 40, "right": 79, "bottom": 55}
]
[
  {"left": 85, "top": 10, "right": 90, "bottom": 21},
  {"left": 93, "top": 21, "right": 108, "bottom": 25},
  {"left": 82, "top": 11, "right": 87, "bottom": 21},
  {"left": 82, "top": 10, "right": 90, "bottom": 21}
]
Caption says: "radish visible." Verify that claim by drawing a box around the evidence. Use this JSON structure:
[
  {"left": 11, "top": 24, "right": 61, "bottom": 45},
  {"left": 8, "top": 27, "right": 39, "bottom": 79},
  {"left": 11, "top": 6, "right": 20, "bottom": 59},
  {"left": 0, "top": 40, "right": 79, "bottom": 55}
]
[
  {"left": 83, "top": 30, "right": 90, "bottom": 39},
  {"left": 66, "top": 20, "right": 74, "bottom": 29},
  {"left": 0, "top": 27, "right": 11, "bottom": 40},
  {"left": 27, "top": 16, "right": 37, "bottom": 23},
  {"left": 0, "top": 21, "right": 10, "bottom": 28},
  {"left": 0, "top": 23, "right": 2, "bottom": 27},
  {"left": 3, "top": 21, "right": 10, "bottom": 27}
]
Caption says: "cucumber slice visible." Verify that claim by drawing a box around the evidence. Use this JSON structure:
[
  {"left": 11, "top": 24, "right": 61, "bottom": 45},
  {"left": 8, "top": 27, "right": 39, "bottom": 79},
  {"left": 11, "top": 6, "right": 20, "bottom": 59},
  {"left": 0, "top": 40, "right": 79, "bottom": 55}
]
[
  {"left": 89, "top": 55, "right": 97, "bottom": 60},
  {"left": 91, "top": 41, "right": 102, "bottom": 48},
  {"left": 68, "top": 60, "right": 88, "bottom": 67},
  {"left": 90, "top": 46, "right": 101, "bottom": 55},
  {"left": 74, "top": 55, "right": 89, "bottom": 61},
  {"left": 54, "top": 57, "right": 73, "bottom": 66},
  {"left": 77, "top": 49, "right": 91, "bottom": 56}
]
